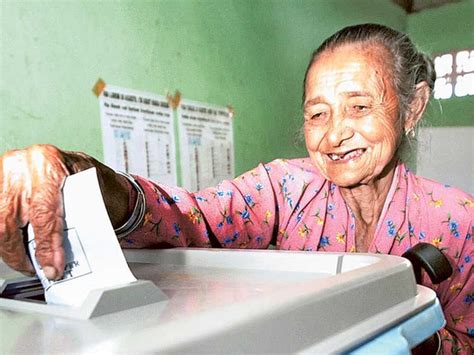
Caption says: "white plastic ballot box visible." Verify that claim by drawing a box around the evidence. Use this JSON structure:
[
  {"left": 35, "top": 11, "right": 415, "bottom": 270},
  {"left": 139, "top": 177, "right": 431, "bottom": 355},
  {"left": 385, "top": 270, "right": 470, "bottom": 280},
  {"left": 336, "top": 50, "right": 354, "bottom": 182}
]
[{"left": 0, "top": 248, "right": 444, "bottom": 353}]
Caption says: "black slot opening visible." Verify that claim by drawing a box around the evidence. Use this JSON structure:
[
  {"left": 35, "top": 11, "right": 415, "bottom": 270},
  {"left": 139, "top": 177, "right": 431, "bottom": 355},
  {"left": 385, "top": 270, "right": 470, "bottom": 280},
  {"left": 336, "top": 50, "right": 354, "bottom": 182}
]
[{"left": 1, "top": 277, "right": 46, "bottom": 303}]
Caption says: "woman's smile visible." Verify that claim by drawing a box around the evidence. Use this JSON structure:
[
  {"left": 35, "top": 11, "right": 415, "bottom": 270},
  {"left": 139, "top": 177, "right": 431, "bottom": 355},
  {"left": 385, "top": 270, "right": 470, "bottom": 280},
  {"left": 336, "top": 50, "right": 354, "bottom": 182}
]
[{"left": 326, "top": 147, "right": 367, "bottom": 162}]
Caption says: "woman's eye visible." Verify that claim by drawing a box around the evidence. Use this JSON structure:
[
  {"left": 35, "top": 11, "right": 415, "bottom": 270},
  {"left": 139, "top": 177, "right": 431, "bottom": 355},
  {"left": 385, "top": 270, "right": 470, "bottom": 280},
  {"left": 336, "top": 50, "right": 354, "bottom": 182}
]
[
  {"left": 348, "top": 103, "right": 371, "bottom": 116},
  {"left": 309, "top": 111, "right": 327, "bottom": 120},
  {"left": 304, "top": 104, "right": 329, "bottom": 123},
  {"left": 353, "top": 105, "right": 368, "bottom": 112}
]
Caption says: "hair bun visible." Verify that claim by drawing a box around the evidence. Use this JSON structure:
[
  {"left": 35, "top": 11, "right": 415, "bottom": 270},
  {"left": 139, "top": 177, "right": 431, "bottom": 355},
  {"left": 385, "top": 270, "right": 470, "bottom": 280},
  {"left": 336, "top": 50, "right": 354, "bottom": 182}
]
[{"left": 417, "top": 52, "right": 436, "bottom": 90}]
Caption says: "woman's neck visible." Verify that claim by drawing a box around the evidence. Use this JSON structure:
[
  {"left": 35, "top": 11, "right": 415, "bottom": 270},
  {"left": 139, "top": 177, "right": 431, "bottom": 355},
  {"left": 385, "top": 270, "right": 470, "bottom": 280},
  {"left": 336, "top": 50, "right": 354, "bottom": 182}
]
[{"left": 339, "top": 161, "right": 398, "bottom": 251}]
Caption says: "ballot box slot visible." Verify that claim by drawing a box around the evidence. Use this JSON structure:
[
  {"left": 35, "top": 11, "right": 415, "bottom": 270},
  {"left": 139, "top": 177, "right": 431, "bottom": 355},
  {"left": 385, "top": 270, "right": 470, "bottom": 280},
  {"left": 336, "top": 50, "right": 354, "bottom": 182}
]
[{"left": 0, "top": 277, "right": 45, "bottom": 303}]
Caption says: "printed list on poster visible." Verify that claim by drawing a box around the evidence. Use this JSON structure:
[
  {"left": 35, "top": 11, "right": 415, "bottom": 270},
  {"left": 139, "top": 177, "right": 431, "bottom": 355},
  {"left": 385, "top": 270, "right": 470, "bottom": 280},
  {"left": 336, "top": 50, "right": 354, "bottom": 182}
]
[
  {"left": 99, "top": 85, "right": 234, "bottom": 192},
  {"left": 177, "top": 99, "right": 234, "bottom": 191},
  {"left": 99, "top": 85, "right": 177, "bottom": 186}
]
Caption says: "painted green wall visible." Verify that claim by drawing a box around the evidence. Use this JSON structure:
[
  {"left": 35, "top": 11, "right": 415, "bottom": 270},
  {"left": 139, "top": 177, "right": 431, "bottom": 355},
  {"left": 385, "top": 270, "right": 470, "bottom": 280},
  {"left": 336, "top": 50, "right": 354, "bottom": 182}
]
[
  {"left": 1, "top": 0, "right": 407, "bottom": 176},
  {"left": 408, "top": 0, "right": 474, "bottom": 127}
]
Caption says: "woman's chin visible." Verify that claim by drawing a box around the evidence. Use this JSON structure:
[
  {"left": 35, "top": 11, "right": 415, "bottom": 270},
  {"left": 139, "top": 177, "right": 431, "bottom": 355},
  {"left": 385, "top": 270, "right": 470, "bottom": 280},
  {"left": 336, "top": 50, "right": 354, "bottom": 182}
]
[
  {"left": 330, "top": 175, "right": 366, "bottom": 188},
  {"left": 323, "top": 167, "right": 375, "bottom": 187}
]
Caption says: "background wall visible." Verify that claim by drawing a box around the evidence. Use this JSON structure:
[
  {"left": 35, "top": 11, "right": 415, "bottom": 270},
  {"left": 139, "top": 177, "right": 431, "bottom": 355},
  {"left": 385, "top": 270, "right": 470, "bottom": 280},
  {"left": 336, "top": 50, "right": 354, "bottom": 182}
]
[
  {"left": 408, "top": 0, "right": 474, "bottom": 127},
  {"left": 1, "top": 0, "right": 406, "bottom": 176}
]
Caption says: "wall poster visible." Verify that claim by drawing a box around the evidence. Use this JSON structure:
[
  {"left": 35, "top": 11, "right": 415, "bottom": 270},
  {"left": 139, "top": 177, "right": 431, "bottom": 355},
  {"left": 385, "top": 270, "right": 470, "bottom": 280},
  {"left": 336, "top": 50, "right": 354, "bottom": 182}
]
[
  {"left": 99, "top": 85, "right": 177, "bottom": 185},
  {"left": 177, "top": 99, "right": 234, "bottom": 191}
]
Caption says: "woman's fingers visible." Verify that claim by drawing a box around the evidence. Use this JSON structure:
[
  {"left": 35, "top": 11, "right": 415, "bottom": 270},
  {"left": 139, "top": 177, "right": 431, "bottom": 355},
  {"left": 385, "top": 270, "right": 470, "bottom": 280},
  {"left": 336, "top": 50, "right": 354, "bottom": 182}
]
[
  {"left": 0, "top": 188, "right": 34, "bottom": 275},
  {"left": 29, "top": 181, "right": 66, "bottom": 279},
  {"left": 2, "top": 214, "right": 34, "bottom": 275},
  {"left": 27, "top": 145, "right": 69, "bottom": 279},
  {"left": 0, "top": 149, "right": 35, "bottom": 274}
]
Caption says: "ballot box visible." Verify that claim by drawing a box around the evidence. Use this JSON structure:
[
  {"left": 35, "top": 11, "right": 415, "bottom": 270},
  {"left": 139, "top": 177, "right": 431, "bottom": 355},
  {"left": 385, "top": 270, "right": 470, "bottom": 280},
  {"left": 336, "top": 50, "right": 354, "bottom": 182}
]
[{"left": 0, "top": 248, "right": 444, "bottom": 353}]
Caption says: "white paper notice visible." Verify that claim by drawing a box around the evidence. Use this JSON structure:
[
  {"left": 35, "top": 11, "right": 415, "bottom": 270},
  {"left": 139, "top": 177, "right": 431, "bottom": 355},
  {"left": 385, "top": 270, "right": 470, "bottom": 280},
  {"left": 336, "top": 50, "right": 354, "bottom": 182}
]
[
  {"left": 27, "top": 168, "right": 136, "bottom": 306},
  {"left": 99, "top": 85, "right": 177, "bottom": 185},
  {"left": 177, "top": 99, "right": 235, "bottom": 191}
]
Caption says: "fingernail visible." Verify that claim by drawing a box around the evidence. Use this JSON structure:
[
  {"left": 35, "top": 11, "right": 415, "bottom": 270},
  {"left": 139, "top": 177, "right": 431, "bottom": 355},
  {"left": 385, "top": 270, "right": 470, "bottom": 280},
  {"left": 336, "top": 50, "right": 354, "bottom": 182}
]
[{"left": 43, "top": 266, "right": 57, "bottom": 280}]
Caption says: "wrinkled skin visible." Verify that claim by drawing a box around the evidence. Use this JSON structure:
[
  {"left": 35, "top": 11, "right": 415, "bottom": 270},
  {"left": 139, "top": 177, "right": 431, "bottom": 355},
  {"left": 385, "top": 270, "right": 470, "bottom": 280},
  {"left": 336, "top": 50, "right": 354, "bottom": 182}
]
[
  {"left": 304, "top": 44, "right": 402, "bottom": 188},
  {"left": 0, "top": 144, "right": 131, "bottom": 279}
]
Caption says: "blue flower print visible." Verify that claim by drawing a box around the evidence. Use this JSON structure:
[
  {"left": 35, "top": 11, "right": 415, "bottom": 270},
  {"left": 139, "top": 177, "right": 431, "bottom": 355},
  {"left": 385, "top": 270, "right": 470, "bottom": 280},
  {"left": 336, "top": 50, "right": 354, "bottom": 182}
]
[
  {"left": 296, "top": 211, "right": 304, "bottom": 222},
  {"left": 255, "top": 183, "right": 264, "bottom": 191},
  {"left": 226, "top": 191, "right": 233, "bottom": 197},
  {"left": 232, "top": 231, "right": 240, "bottom": 241},
  {"left": 463, "top": 294, "right": 473, "bottom": 305},
  {"left": 387, "top": 220, "right": 396, "bottom": 237},
  {"left": 255, "top": 235, "right": 264, "bottom": 244},
  {"left": 466, "top": 232, "right": 471, "bottom": 240},
  {"left": 458, "top": 264, "right": 464, "bottom": 273},
  {"left": 468, "top": 327, "right": 474, "bottom": 336},
  {"left": 226, "top": 216, "right": 233, "bottom": 225},
  {"left": 449, "top": 220, "right": 459, "bottom": 232},
  {"left": 328, "top": 203, "right": 335, "bottom": 211},
  {"left": 419, "top": 231, "right": 426, "bottom": 240},
  {"left": 173, "top": 223, "right": 181, "bottom": 235},
  {"left": 195, "top": 196, "right": 207, "bottom": 202},
  {"left": 217, "top": 222, "right": 224, "bottom": 229},
  {"left": 444, "top": 216, "right": 461, "bottom": 238},
  {"left": 172, "top": 195, "right": 180, "bottom": 203},
  {"left": 264, "top": 165, "right": 271, "bottom": 172},
  {"left": 161, "top": 195, "right": 175, "bottom": 205},
  {"left": 244, "top": 194, "right": 255, "bottom": 207},
  {"left": 464, "top": 255, "right": 472, "bottom": 263},
  {"left": 237, "top": 206, "right": 252, "bottom": 224},
  {"left": 217, "top": 190, "right": 225, "bottom": 197},
  {"left": 223, "top": 236, "right": 233, "bottom": 246},
  {"left": 408, "top": 222, "right": 415, "bottom": 234},
  {"left": 319, "top": 236, "right": 330, "bottom": 248}
]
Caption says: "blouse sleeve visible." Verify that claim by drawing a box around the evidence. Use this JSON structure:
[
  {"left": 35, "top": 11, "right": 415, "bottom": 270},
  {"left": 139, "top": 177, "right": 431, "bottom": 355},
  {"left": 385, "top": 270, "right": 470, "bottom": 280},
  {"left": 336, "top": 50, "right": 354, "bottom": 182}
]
[{"left": 119, "top": 162, "right": 281, "bottom": 249}]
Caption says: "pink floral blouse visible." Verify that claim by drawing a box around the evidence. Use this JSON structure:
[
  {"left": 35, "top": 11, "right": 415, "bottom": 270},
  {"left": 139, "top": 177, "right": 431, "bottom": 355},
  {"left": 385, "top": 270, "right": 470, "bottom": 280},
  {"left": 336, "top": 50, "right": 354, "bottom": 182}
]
[{"left": 122, "top": 158, "right": 473, "bottom": 353}]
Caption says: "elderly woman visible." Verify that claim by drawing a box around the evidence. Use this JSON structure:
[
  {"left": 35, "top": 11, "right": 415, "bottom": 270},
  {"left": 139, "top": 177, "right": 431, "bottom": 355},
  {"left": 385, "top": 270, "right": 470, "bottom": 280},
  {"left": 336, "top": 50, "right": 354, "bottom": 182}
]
[{"left": 0, "top": 24, "right": 472, "bottom": 353}]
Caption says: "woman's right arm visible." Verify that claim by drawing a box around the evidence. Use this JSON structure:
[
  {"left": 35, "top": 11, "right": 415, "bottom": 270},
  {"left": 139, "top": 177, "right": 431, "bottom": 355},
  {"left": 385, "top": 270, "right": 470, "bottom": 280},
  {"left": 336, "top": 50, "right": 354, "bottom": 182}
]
[{"left": 120, "top": 161, "right": 282, "bottom": 250}]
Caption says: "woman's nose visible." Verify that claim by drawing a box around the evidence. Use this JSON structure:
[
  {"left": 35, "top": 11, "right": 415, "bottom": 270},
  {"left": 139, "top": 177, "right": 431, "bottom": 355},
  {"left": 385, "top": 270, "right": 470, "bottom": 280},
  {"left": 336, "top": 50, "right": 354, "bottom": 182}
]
[{"left": 327, "top": 118, "right": 354, "bottom": 147}]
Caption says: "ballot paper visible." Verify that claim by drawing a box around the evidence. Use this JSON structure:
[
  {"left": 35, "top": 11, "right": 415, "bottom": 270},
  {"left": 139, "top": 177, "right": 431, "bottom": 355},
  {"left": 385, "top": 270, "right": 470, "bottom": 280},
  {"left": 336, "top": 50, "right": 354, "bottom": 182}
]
[{"left": 27, "top": 168, "right": 136, "bottom": 306}]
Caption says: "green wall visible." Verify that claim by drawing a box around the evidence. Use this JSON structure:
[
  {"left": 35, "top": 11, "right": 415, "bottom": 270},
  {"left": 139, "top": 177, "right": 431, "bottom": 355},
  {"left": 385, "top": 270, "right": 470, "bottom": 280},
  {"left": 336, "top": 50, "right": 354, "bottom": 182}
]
[
  {"left": 408, "top": 0, "right": 474, "bottom": 127},
  {"left": 1, "top": 0, "right": 407, "bottom": 176}
]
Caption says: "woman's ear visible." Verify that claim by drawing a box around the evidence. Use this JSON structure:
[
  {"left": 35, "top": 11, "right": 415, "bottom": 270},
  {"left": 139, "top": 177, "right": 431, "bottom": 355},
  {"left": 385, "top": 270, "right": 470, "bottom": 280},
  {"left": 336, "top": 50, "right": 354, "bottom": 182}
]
[{"left": 404, "top": 81, "right": 431, "bottom": 131}]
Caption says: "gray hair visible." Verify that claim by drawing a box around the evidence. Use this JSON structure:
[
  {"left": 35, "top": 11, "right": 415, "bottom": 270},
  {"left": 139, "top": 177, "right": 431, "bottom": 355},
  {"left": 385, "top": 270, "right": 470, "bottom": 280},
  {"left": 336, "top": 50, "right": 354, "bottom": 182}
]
[{"left": 303, "top": 23, "right": 436, "bottom": 123}]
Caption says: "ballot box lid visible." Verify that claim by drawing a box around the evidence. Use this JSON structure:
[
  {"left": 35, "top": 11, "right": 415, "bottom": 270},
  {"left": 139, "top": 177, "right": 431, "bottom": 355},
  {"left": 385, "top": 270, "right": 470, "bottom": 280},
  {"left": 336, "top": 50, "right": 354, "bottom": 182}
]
[{"left": 0, "top": 248, "right": 441, "bottom": 353}]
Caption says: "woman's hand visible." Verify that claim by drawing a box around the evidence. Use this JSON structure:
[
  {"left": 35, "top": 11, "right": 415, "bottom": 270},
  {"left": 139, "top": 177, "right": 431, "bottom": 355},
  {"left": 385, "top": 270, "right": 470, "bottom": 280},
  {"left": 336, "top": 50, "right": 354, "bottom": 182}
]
[{"left": 0, "top": 144, "right": 131, "bottom": 280}]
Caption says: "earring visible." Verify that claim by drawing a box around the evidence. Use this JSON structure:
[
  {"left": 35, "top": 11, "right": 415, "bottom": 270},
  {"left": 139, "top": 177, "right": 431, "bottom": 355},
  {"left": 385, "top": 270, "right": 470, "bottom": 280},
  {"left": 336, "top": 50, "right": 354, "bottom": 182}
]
[{"left": 405, "top": 128, "right": 415, "bottom": 138}]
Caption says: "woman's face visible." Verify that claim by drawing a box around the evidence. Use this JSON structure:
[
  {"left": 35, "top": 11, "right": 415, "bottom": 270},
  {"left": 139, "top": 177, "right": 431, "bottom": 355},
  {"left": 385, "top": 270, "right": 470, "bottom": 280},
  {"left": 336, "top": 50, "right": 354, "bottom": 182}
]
[{"left": 304, "top": 44, "right": 402, "bottom": 187}]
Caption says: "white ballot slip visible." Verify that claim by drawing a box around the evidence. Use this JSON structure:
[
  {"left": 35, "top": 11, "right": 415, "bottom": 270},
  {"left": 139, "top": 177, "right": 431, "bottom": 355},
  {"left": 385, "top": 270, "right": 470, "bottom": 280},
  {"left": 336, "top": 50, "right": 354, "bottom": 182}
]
[{"left": 27, "top": 168, "right": 137, "bottom": 306}]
